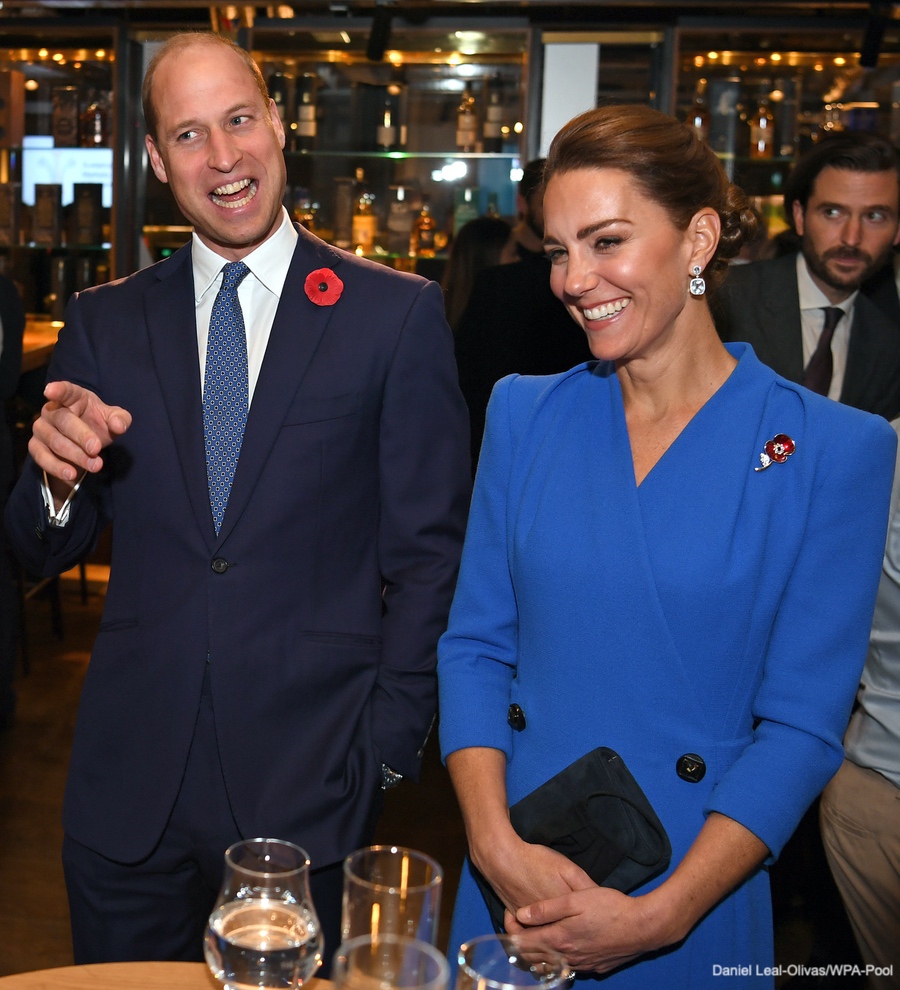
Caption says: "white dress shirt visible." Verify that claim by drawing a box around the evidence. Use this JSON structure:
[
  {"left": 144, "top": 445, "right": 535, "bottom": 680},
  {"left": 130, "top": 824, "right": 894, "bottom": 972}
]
[
  {"left": 43, "top": 208, "right": 299, "bottom": 524},
  {"left": 796, "top": 253, "right": 854, "bottom": 402}
]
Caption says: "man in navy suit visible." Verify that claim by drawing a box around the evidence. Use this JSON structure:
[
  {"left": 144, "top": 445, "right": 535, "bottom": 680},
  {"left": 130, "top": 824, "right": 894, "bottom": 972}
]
[
  {"left": 4, "top": 32, "right": 469, "bottom": 966},
  {"left": 715, "top": 131, "right": 900, "bottom": 421}
]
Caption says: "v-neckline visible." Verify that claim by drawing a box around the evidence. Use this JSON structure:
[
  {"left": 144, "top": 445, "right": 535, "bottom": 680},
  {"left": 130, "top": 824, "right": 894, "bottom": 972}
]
[{"left": 615, "top": 352, "right": 743, "bottom": 490}]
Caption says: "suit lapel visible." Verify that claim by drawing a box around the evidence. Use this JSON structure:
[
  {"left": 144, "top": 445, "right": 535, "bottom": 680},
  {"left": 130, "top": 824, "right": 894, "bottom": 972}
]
[
  {"left": 765, "top": 256, "right": 805, "bottom": 382},
  {"left": 215, "top": 228, "right": 345, "bottom": 543},
  {"left": 144, "top": 245, "right": 218, "bottom": 548}
]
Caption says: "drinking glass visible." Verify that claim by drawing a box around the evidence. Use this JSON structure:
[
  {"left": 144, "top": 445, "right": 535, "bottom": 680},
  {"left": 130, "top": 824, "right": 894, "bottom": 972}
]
[
  {"left": 333, "top": 934, "right": 450, "bottom": 990},
  {"left": 204, "top": 837, "right": 323, "bottom": 990},
  {"left": 342, "top": 845, "right": 442, "bottom": 944},
  {"left": 455, "top": 934, "right": 571, "bottom": 990}
]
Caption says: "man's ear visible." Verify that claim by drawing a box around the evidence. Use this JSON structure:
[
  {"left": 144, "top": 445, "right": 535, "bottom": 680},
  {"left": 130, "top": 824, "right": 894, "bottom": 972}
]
[{"left": 145, "top": 135, "right": 169, "bottom": 185}]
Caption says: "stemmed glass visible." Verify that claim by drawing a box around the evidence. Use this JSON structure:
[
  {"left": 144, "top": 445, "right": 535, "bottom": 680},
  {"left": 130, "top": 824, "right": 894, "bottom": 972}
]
[
  {"left": 455, "top": 934, "right": 571, "bottom": 990},
  {"left": 342, "top": 845, "right": 443, "bottom": 944},
  {"left": 333, "top": 934, "right": 450, "bottom": 990},
  {"left": 204, "top": 838, "right": 323, "bottom": 990}
]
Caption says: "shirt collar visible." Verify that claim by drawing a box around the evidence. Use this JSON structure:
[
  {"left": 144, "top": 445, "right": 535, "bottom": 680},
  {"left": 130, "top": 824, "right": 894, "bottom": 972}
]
[
  {"left": 796, "top": 252, "right": 858, "bottom": 316},
  {"left": 192, "top": 208, "right": 298, "bottom": 303}
]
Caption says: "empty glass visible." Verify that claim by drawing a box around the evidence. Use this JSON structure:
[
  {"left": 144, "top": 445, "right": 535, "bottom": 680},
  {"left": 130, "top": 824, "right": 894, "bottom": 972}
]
[
  {"left": 342, "top": 845, "right": 443, "bottom": 944},
  {"left": 455, "top": 934, "right": 571, "bottom": 990},
  {"left": 204, "top": 838, "right": 323, "bottom": 990},
  {"left": 333, "top": 934, "right": 450, "bottom": 990}
]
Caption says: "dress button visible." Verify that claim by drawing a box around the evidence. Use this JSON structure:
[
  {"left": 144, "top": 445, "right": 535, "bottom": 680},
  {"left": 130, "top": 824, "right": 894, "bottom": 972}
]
[
  {"left": 676, "top": 753, "right": 706, "bottom": 783},
  {"left": 507, "top": 704, "right": 526, "bottom": 731},
  {"left": 211, "top": 557, "right": 229, "bottom": 574}
]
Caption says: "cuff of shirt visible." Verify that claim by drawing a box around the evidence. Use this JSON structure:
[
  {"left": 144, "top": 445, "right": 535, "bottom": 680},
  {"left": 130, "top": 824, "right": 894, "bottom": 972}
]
[{"left": 41, "top": 469, "right": 84, "bottom": 528}]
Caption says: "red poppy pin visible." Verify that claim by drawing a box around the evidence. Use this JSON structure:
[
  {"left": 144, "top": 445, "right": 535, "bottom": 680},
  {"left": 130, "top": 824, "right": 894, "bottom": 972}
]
[
  {"left": 304, "top": 268, "right": 344, "bottom": 306},
  {"left": 755, "top": 433, "right": 796, "bottom": 472}
]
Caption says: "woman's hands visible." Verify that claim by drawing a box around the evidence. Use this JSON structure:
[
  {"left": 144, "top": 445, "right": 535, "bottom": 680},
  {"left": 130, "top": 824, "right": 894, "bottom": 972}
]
[
  {"left": 505, "top": 884, "right": 672, "bottom": 975},
  {"left": 505, "top": 812, "right": 770, "bottom": 975},
  {"left": 472, "top": 830, "right": 596, "bottom": 919}
]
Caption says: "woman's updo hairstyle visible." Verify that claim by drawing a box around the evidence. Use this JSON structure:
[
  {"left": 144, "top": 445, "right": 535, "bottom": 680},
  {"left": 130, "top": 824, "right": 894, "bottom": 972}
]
[{"left": 543, "top": 104, "right": 759, "bottom": 293}]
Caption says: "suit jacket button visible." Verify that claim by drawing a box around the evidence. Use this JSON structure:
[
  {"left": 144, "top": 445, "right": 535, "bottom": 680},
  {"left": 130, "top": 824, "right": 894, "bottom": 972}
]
[
  {"left": 676, "top": 753, "right": 706, "bottom": 783},
  {"left": 211, "top": 557, "right": 229, "bottom": 574},
  {"left": 507, "top": 704, "right": 526, "bottom": 731}
]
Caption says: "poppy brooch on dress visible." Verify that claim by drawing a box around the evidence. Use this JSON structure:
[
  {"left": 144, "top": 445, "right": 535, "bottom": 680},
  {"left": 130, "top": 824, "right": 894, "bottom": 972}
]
[
  {"left": 304, "top": 268, "right": 344, "bottom": 306},
  {"left": 755, "top": 433, "right": 796, "bottom": 472}
]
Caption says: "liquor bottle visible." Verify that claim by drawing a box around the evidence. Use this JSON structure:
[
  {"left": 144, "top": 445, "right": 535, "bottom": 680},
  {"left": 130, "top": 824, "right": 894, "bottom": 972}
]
[
  {"left": 688, "top": 78, "right": 710, "bottom": 144},
  {"left": 482, "top": 73, "right": 503, "bottom": 153},
  {"left": 376, "top": 90, "right": 397, "bottom": 151},
  {"left": 268, "top": 70, "right": 292, "bottom": 127},
  {"left": 485, "top": 192, "right": 500, "bottom": 218},
  {"left": 351, "top": 167, "right": 377, "bottom": 255},
  {"left": 456, "top": 83, "right": 478, "bottom": 153},
  {"left": 409, "top": 198, "right": 436, "bottom": 258},
  {"left": 295, "top": 72, "right": 318, "bottom": 152},
  {"left": 80, "top": 90, "right": 109, "bottom": 147},
  {"left": 386, "top": 185, "right": 414, "bottom": 255},
  {"left": 454, "top": 186, "right": 479, "bottom": 236},
  {"left": 749, "top": 88, "right": 775, "bottom": 160}
]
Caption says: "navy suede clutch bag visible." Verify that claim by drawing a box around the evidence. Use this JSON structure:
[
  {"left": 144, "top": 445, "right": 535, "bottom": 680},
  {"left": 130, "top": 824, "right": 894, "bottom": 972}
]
[{"left": 473, "top": 747, "right": 672, "bottom": 932}]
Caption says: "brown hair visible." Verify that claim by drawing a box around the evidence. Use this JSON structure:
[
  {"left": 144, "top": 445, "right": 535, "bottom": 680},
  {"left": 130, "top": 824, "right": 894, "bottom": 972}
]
[
  {"left": 543, "top": 104, "right": 758, "bottom": 292},
  {"left": 442, "top": 216, "right": 513, "bottom": 330},
  {"left": 142, "top": 31, "right": 271, "bottom": 143}
]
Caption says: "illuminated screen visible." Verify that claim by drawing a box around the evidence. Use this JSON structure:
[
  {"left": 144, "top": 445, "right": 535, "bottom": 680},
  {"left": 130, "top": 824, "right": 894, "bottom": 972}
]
[{"left": 21, "top": 141, "right": 113, "bottom": 208}]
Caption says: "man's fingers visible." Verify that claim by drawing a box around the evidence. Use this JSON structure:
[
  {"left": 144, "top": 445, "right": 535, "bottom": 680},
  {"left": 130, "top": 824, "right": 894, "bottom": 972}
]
[
  {"left": 43, "top": 379, "right": 89, "bottom": 408},
  {"left": 28, "top": 433, "right": 94, "bottom": 484},
  {"left": 32, "top": 408, "right": 104, "bottom": 476},
  {"left": 106, "top": 408, "right": 133, "bottom": 438}
]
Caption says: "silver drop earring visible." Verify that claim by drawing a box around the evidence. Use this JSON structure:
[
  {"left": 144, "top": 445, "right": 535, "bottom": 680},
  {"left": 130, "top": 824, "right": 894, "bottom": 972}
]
[
  {"left": 689, "top": 265, "right": 706, "bottom": 296},
  {"left": 691, "top": 265, "right": 706, "bottom": 296}
]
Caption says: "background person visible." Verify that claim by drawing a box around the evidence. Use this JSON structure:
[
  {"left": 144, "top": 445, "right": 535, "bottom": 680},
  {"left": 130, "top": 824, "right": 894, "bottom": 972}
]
[
  {"left": 453, "top": 160, "right": 591, "bottom": 470},
  {"left": 438, "top": 104, "right": 896, "bottom": 988},
  {"left": 441, "top": 215, "right": 516, "bottom": 331},
  {"left": 4, "top": 31, "right": 470, "bottom": 967},
  {"left": 820, "top": 416, "right": 900, "bottom": 990},
  {"left": 714, "top": 131, "right": 900, "bottom": 420}
]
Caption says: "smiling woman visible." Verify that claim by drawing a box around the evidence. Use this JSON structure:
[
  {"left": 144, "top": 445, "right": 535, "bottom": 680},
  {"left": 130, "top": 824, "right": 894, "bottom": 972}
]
[
  {"left": 437, "top": 104, "right": 899, "bottom": 990},
  {"left": 142, "top": 32, "right": 288, "bottom": 262}
]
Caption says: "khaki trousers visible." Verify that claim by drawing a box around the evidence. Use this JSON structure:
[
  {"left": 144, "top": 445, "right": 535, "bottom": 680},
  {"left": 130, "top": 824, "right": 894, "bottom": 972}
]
[{"left": 820, "top": 758, "right": 900, "bottom": 990}]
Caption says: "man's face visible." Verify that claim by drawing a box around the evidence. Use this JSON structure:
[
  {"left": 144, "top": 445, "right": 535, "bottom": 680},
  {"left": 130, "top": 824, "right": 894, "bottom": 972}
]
[
  {"left": 794, "top": 165, "right": 900, "bottom": 302},
  {"left": 145, "top": 41, "right": 287, "bottom": 262}
]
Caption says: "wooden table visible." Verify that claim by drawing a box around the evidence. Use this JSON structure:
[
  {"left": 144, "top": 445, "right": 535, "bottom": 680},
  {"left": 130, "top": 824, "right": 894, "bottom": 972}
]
[
  {"left": 21, "top": 319, "right": 62, "bottom": 374},
  {"left": 0, "top": 962, "right": 331, "bottom": 990}
]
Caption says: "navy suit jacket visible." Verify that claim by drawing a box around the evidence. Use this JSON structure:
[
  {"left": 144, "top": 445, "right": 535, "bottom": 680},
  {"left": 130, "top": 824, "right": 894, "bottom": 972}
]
[
  {"left": 4, "top": 224, "right": 471, "bottom": 866},
  {"left": 714, "top": 252, "right": 900, "bottom": 420}
]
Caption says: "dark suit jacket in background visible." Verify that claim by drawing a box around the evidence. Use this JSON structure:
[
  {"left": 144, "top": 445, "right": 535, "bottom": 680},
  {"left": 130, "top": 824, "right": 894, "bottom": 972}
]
[
  {"left": 0, "top": 272, "right": 24, "bottom": 405},
  {"left": 861, "top": 257, "right": 900, "bottom": 328},
  {"left": 4, "top": 224, "right": 471, "bottom": 867},
  {"left": 0, "top": 272, "right": 25, "bottom": 725},
  {"left": 714, "top": 252, "right": 900, "bottom": 420},
  {"left": 454, "top": 255, "right": 591, "bottom": 466}
]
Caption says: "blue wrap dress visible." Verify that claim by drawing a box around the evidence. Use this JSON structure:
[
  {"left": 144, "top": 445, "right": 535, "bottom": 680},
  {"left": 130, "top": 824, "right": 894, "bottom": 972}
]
[{"left": 438, "top": 343, "right": 896, "bottom": 988}]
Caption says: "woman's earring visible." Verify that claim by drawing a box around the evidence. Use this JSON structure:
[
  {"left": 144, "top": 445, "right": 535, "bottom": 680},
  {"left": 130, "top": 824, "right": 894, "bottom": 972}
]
[{"left": 689, "top": 265, "right": 706, "bottom": 296}]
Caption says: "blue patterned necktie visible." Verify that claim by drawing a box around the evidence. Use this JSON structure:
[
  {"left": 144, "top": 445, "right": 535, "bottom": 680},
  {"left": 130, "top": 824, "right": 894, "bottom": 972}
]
[{"left": 204, "top": 260, "right": 250, "bottom": 534}]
